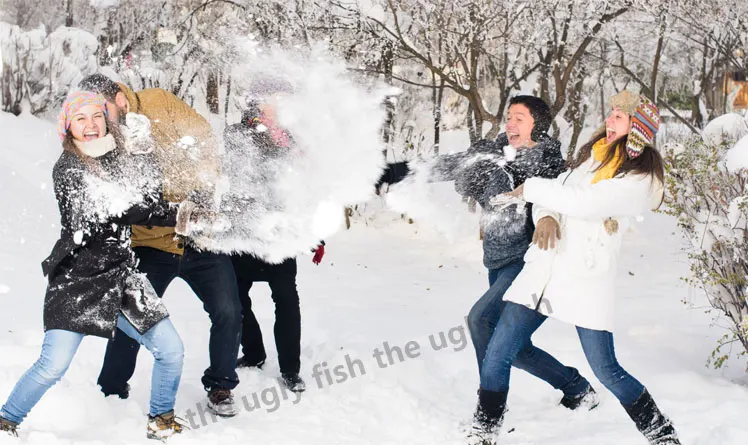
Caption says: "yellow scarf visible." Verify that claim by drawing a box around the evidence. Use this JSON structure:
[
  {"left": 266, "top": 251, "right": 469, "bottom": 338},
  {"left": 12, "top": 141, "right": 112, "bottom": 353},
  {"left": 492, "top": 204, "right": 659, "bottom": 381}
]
[{"left": 591, "top": 139, "right": 624, "bottom": 184}]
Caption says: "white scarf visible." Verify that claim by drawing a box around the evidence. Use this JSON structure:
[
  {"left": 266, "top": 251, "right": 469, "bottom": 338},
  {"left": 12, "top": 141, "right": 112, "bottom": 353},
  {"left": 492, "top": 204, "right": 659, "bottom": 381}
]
[{"left": 73, "top": 133, "right": 117, "bottom": 158}]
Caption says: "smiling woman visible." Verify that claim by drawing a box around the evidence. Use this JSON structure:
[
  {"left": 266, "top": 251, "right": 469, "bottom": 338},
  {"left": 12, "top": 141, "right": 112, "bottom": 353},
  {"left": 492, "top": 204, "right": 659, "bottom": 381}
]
[
  {"left": 0, "top": 91, "right": 190, "bottom": 440},
  {"left": 69, "top": 105, "right": 106, "bottom": 141}
]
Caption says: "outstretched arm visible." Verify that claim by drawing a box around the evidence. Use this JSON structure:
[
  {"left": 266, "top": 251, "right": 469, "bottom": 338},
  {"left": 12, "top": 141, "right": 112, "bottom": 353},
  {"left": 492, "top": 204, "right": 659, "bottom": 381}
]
[{"left": 522, "top": 174, "right": 663, "bottom": 219}]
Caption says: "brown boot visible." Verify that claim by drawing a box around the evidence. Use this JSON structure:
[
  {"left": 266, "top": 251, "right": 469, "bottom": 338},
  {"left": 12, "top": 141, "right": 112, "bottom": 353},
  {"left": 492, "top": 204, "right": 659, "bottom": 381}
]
[
  {"left": 146, "top": 410, "right": 187, "bottom": 440},
  {"left": 0, "top": 417, "right": 18, "bottom": 438}
]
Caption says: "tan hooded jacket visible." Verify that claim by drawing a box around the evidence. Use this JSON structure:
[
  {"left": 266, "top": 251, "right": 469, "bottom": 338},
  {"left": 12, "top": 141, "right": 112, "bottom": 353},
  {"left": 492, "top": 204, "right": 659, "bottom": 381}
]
[{"left": 119, "top": 83, "right": 220, "bottom": 254}]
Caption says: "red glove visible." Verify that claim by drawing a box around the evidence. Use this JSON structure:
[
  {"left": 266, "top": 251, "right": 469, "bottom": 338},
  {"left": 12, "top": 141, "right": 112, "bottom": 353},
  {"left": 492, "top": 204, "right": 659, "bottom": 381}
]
[{"left": 312, "top": 244, "right": 325, "bottom": 265}]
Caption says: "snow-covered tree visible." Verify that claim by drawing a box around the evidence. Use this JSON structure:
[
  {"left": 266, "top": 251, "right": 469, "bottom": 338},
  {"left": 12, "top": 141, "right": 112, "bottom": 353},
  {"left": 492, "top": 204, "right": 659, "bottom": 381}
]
[{"left": 663, "top": 128, "right": 748, "bottom": 368}]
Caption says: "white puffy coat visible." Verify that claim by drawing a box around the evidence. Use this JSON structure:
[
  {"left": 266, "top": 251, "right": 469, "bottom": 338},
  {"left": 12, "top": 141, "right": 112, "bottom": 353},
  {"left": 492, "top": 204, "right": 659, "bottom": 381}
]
[{"left": 503, "top": 156, "right": 664, "bottom": 332}]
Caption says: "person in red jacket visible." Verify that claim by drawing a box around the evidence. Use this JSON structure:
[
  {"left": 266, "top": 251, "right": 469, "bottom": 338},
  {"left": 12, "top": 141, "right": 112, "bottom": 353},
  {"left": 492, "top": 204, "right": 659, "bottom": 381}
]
[{"left": 223, "top": 77, "right": 325, "bottom": 392}]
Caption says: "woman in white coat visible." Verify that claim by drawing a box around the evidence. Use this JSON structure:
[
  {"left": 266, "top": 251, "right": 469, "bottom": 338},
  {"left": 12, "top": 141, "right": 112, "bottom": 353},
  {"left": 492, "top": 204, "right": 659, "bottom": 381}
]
[{"left": 467, "top": 92, "right": 681, "bottom": 445}]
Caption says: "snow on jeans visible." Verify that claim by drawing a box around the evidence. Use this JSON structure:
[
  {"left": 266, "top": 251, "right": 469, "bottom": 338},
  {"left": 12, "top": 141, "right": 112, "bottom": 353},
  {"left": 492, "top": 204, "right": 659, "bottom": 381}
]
[
  {"left": 0, "top": 314, "right": 183, "bottom": 424},
  {"left": 469, "top": 260, "right": 589, "bottom": 397},
  {"left": 481, "top": 301, "right": 645, "bottom": 404}
]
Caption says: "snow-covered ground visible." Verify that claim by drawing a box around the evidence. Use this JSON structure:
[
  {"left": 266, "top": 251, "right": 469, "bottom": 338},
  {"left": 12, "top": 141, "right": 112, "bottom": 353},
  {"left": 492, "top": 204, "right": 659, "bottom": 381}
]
[{"left": 1, "top": 111, "right": 747, "bottom": 444}]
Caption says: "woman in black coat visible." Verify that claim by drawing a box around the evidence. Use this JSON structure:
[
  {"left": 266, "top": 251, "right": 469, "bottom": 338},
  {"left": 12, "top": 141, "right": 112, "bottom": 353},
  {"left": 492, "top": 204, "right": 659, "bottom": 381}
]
[{"left": 0, "top": 92, "right": 188, "bottom": 440}]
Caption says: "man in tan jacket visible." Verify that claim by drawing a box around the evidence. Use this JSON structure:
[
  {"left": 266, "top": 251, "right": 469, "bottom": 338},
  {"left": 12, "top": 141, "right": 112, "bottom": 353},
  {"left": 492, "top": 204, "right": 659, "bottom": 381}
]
[{"left": 79, "top": 74, "right": 241, "bottom": 417}]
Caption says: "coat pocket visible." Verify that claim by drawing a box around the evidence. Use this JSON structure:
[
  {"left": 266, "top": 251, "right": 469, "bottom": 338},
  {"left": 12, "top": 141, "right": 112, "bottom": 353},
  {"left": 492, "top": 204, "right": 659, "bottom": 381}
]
[{"left": 561, "top": 220, "right": 620, "bottom": 276}]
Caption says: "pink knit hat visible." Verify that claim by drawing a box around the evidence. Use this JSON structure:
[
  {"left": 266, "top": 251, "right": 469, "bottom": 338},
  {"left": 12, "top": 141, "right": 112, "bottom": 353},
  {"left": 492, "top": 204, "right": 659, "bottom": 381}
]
[{"left": 57, "top": 91, "right": 108, "bottom": 141}]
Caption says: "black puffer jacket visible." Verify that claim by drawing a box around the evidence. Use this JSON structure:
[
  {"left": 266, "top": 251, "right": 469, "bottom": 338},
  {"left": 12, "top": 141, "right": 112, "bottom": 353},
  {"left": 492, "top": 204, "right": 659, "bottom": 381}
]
[{"left": 42, "top": 149, "right": 177, "bottom": 338}]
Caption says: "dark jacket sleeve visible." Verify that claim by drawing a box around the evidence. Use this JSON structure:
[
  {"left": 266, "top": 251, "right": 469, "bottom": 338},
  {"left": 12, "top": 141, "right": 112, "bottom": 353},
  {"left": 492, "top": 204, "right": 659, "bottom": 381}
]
[
  {"left": 54, "top": 161, "right": 176, "bottom": 233},
  {"left": 538, "top": 145, "right": 566, "bottom": 179},
  {"left": 453, "top": 139, "right": 505, "bottom": 200},
  {"left": 114, "top": 197, "right": 177, "bottom": 227},
  {"left": 430, "top": 152, "right": 471, "bottom": 182}
]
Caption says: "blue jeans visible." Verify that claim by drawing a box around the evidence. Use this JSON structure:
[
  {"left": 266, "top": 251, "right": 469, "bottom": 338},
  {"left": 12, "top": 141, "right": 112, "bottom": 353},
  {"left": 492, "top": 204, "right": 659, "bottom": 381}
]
[
  {"left": 98, "top": 246, "right": 241, "bottom": 393},
  {"left": 469, "top": 260, "right": 589, "bottom": 397},
  {"left": 1, "top": 314, "right": 183, "bottom": 425},
  {"left": 487, "top": 268, "right": 502, "bottom": 287},
  {"left": 482, "top": 302, "right": 645, "bottom": 405}
]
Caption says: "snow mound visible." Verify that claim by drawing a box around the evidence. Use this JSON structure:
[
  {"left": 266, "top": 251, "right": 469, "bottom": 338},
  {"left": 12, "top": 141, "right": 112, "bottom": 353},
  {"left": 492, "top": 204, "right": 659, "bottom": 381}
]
[
  {"left": 702, "top": 113, "right": 748, "bottom": 145},
  {"left": 725, "top": 134, "right": 748, "bottom": 173}
]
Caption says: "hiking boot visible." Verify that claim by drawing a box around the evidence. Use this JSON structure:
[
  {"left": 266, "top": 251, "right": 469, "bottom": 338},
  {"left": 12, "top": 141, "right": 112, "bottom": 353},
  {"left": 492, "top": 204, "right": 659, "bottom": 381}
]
[
  {"left": 236, "top": 356, "right": 265, "bottom": 369},
  {"left": 623, "top": 389, "right": 681, "bottom": 445},
  {"left": 281, "top": 372, "right": 306, "bottom": 393},
  {"left": 560, "top": 385, "right": 599, "bottom": 411},
  {"left": 207, "top": 388, "right": 238, "bottom": 418},
  {"left": 0, "top": 417, "right": 18, "bottom": 438},
  {"left": 147, "top": 410, "right": 187, "bottom": 441},
  {"left": 102, "top": 383, "right": 130, "bottom": 400}
]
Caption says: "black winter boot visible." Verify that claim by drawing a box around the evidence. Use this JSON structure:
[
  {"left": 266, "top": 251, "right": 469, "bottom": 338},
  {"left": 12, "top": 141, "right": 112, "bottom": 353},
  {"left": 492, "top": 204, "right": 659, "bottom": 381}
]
[
  {"left": 466, "top": 389, "right": 508, "bottom": 445},
  {"left": 622, "top": 389, "right": 681, "bottom": 445},
  {"left": 281, "top": 373, "right": 306, "bottom": 393},
  {"left": 102, "top": 383, "right": 130, "bottom": 400},
  {"left": 0, "top": 417, "right": 18, "bottom": 438},
  {"left": 560, "top": 385, "right": 600, "bottom": 411}
]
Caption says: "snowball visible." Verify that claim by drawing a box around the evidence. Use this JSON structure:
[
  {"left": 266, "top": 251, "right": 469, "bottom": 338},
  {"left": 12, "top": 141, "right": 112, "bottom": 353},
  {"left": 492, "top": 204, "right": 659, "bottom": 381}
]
[{"left": 177, "top": 136, "right": 197, "bottom": 147}]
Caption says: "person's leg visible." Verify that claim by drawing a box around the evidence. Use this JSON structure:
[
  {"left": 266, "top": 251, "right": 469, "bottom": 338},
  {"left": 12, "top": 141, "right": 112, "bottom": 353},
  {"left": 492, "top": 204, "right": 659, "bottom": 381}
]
[
  {"left": 235, "top": 276, "right": 267, "bottom": 366},
  {"left": 487, "top": 269, "right": 500, "bottom": 287},
  {"left": 468, "top": 260, "right": 523, "bottom": 371},
  {"left": 480, "top": 302, "right": 547, "bottom": 393},
  {"left": 1, "top": 330, "right": 83, "bottom": 425},
  {"left": 472, "top": 263, "right": 590, "bottom": 399},
  {"left": 513, "top": 341, "right": 590, "bottom": 398},
  {"left": 115, "top": 314, "right": 184, "bottom": 417},
  {"left": 577, "top": 327, "right": 681, "bottom": 444},
  {"left": 267, "top": 258, "right": 301, "bottom": 375},
  {"left": 180, "top": 248, "right": 241, "bottom": 391},
  {"left": 97, "top": 247, "right": 177, "bottom": 396},
  {"left": 468, "top": 302, "right": 546, "bottom": 443},
  {"left": 576, "top": 327, "right": 644, "bottom": 404}
]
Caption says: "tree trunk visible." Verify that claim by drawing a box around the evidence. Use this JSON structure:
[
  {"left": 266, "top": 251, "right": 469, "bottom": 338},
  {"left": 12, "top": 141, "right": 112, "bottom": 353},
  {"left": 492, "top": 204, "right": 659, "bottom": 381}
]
[
  {"left": 648, "top": 15, "right": 667, "bottom": 102},
  {"left": 565, "top": 66, "right": 587, "bottom": 158},
  {"left": 206, "top": 72, "right": 220, "bottom": 115},
  {"left": 474, "top": 105, "right": 484, "bottom": 141},
  {"left": 224, "top": 75, "right": 232, "bottom": 117},
  {"left": 466, "top": 102, "right": 477, "bottom": 144},
  {"left": 381, "top": 40, "right": 395, "bottom": 154},
  {"left": 432, "top": 74, "right": 444, "bottom": 155},
  {"left": 65, "top": 0, "right": 73, "bottom": 27},
  {"left": 15, "top": 1, "right": 29, "bottom": 27}
]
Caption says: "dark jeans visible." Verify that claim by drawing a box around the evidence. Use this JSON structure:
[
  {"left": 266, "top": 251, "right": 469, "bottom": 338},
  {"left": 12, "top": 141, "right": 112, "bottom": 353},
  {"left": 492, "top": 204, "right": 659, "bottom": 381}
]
[
  {"left": 468, "top": 260, "right": 588, "bottom": 397},
  {"left": 232, "top": 255, "right": 301, "bottom": 374},
  {"left": 98, "top": 246, "right": 241, "bottom": 392},
  {"left": 482, "top": 302, "right": 646, "bottom": 405}
]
